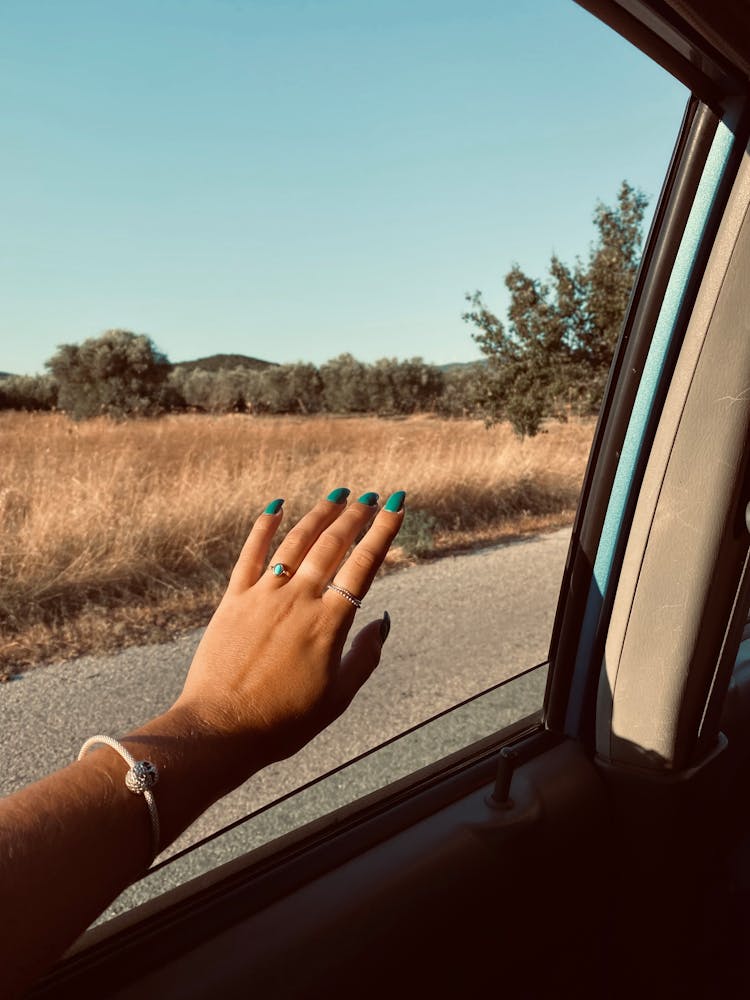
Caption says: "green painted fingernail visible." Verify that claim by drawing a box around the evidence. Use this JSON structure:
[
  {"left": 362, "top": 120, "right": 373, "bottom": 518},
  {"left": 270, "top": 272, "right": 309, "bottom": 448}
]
[
  {"left": 380, "top": 611, "right": 391, "bottom": 643},
  {"left": 327, "top": 487, "right": 351, "bottom": 504},
  {"left": 264, "top": 498, "right": 284, "bottom": 515},
  {"left": 384, "top": 490, "right": 406, "bottom": 513},
  {"left": 357, "top": 491, "right": 379, "bottom": 506}
]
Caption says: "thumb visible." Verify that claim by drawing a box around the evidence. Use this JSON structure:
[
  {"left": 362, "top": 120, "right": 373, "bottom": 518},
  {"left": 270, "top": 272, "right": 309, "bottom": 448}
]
[{"left": 332, "top": 612, "right": 391, "bottom": 716}]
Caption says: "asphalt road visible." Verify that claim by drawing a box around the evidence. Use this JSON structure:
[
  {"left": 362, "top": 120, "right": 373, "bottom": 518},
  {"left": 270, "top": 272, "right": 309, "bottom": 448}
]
[{"left": 1, "top": 527, "right": 571, "bottom": 919}]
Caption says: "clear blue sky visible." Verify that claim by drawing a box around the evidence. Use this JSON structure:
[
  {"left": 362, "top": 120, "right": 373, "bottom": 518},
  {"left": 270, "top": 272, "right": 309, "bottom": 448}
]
[{"left": 2, "top": 0, "right": 687, "bottom": 375}]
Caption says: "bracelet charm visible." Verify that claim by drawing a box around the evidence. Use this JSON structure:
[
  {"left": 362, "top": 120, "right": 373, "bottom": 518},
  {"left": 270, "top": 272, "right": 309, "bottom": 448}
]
[{"left": 125, "top": 760, "right": 159, "bottom": 794}]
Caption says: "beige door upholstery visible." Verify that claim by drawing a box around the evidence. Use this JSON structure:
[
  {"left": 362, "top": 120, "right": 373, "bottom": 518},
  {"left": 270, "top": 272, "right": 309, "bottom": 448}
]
[{"left": 597, "top": 135, "right": 750, "bottom": 769}]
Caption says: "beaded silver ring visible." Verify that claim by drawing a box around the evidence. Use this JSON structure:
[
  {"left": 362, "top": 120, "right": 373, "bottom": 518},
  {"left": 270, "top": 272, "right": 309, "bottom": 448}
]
[{"left": 326, "top": 583, "right": 363, "bottom": 609}]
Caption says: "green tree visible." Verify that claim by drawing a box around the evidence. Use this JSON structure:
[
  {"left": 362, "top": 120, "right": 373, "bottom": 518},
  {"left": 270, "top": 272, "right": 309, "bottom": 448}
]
[
  {"left": 464, "top": 181, "right": 648, "bottom": 436},
  {"left": 260, "top": 363, "right": 324, "bottom": 414},
  {"left": 434, "top": 364, "right": 486, "bottom": 418},
  {"left": 320, "top": 354, "right": 370, "bottom": 413},
  {"left": 388, "top": 358, "right": 444, "bottom": 414},
  {"left": 46, "top": 330, "right": 172, "bottom": 420},
  {"left": 168, "top": 366, "right": 247, "bottom": 413},
  {"left": 0, "top": 374, "right": 59, "bottom": 411}
]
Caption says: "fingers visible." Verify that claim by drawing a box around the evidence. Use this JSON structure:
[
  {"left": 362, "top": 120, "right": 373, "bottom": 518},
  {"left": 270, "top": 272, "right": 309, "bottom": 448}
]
[
  {"left": 263, "top": 491, "right": 352, "bottom": 584},
  {"left": 228, "top": 499, "right": 285, "bottom": 593},
  {"left": 293, "top": 492, "right": 381, "bottom": 591},
  {"left": 230, "top": 488, "right": 404, "bottom": 604},
  {"left": 322, "top": 491, "right": 405, "bottom": 615}
]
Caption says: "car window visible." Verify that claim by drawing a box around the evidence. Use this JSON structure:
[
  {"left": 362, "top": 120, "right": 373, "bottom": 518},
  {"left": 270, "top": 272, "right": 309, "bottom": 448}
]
[
  {"left": 101, "top": 664, "right": 546, "bottom": 922},
  {"left": 0, "top": 0, "right": 687, "bottom": 906}
]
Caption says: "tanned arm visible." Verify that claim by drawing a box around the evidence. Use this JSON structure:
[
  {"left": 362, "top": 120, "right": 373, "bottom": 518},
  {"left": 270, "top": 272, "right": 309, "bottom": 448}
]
[{"left": 0, "top": 489, "right": 404, "bottom": 996}]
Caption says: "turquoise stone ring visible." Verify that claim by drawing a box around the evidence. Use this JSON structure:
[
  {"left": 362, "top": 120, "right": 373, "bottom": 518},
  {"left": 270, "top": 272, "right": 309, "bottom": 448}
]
[{"left": 271, "top": 562, "right": 292, "bottom": 578}]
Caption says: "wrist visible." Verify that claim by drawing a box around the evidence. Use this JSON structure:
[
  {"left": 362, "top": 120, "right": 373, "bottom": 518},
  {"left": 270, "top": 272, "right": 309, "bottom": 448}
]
[
  {"left": 168, "top": 692, "right": 284, "bottom": 776},
  {"left": 116, "top": 703, "right": 256, "bottom": 851}
]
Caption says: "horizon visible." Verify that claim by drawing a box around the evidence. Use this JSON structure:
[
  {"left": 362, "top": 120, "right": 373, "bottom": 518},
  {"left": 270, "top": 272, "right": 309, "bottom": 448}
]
[
  {"left": 3, "top": 0, "right": 687, "bottom": 377},
  {"left": 0, "top": 348, "right": 490, "bottom": 379}
]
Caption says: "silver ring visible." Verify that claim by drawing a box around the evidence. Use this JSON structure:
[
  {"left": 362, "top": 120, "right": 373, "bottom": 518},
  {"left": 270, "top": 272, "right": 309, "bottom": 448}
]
[
  {"left": 326, "top": 583, "right": 363, "bottom": 609},
  {"left": 271, "top": 562, "right": 292, "bottom": 579}
]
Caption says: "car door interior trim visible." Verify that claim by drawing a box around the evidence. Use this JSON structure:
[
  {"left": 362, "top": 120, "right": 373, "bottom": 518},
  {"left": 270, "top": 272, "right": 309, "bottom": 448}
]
[
  {"left": 564, "top": 118, "right": 736, "bottom": 736},
  {"left": 546, "top": 99, "right": 717, "bottom": 734},
  {"left": 598, "top": 131, "right": 750, "bottom": 768}
]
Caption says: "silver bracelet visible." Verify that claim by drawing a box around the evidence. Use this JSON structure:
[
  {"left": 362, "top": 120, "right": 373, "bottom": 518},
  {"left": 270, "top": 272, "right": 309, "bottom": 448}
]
[{"left": 78, "top": 735, "right": 161, "bottom": 858}]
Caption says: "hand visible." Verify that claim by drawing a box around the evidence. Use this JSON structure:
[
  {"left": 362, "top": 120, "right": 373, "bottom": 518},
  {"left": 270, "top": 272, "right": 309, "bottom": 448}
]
[{"left": 175, "top": 489, "right": 405, "bottom": 773}]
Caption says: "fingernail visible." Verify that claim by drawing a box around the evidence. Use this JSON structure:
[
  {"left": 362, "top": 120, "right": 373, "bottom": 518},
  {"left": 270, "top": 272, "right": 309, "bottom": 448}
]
[
  {"left": 384, "top": 490, "right": 406, "bottom": 513},
  {"left": 327, "top": 487, "right": 350, "bottom": 504},
  {"left": 380, "top": 611, "right": 391, "bottom": 643},
  {"left": 264, "top": 498, "right": 284, "bottom": 515},
  {"left": 357, "top": 491, "right": 379, "bottom": 506}
]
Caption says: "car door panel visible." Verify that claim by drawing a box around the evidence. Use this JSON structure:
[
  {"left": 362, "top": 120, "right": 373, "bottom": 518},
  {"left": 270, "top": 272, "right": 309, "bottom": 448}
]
[{"left": 108, "top": 739, "right": 611, "bottom": 999}]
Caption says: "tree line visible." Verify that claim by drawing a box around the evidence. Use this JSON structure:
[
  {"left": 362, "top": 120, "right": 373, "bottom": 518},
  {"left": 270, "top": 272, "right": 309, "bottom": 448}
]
[
  {"left": 0, "top": 344, "right": 479, "bottom": 419},
  {"left": 1, "top": 183, "right": 646, "bottom": 436}
]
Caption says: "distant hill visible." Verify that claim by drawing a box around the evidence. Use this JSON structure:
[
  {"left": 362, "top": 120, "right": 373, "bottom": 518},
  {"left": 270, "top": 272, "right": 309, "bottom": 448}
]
[
  {"left": 0, "top": 371, "right": 14, "bottom": 379},
  {"left": 171, "top": 353, "right": 277, "bottom": 373}
]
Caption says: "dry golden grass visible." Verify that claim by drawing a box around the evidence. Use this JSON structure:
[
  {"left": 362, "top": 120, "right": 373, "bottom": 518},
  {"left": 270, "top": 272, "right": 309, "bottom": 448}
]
[{"left": 0, "top": 411, "right": 593, "bottom": 674}]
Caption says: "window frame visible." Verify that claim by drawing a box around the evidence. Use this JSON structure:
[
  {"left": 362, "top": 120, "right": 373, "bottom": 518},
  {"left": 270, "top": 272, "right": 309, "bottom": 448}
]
[{"left": 548, "top": 0, "right": 750, "bottom": 746}]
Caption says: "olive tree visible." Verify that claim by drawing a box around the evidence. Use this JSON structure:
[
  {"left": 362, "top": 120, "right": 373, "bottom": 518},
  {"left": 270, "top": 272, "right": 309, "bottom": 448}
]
[
  {"left": 464, "top": 182, "right": 648, "bottom": 436},
  {"left": 46, "top": 329, "right": 172, "bottom": 420}
]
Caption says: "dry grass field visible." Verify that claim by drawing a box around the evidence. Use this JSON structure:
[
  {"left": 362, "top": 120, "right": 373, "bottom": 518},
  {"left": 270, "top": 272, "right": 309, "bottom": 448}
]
[{"left": 0, "top": 411, "right": 594, "bottom": 674}]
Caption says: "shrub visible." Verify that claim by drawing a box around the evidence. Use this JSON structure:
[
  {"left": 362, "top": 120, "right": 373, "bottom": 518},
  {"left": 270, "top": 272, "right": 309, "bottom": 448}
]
[{"left": 396, "top": 509, "right": 438, "bottom": 557}]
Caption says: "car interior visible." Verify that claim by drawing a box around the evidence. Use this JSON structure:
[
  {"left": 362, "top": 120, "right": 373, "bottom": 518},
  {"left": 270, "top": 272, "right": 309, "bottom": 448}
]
[{"left": 27, "top": 1, "right": 750, "bottom": 997}]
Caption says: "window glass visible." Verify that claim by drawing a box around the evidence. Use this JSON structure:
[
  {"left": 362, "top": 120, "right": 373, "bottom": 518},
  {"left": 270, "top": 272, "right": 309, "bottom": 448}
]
[
  {"left": 102, "top": 663, "right": 547, "bottom": 922},
  {"left": 1, "top": 0, "right": 687, "bottom": 886}
]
